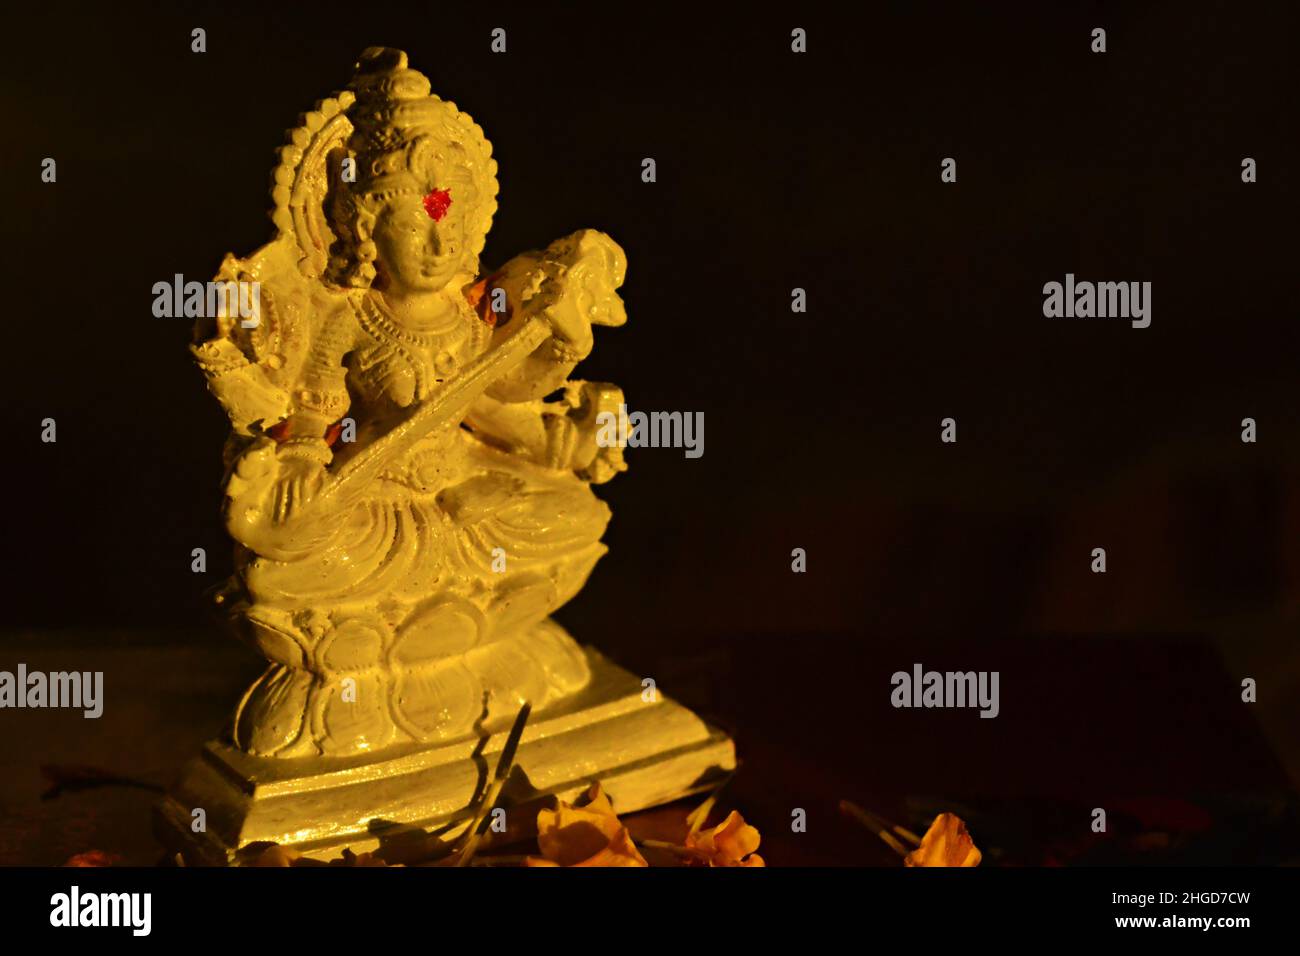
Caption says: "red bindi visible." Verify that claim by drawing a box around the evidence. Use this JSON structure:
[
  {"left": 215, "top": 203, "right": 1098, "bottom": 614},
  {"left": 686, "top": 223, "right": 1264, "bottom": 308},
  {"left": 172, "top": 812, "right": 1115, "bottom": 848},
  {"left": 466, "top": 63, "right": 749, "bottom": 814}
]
[{"left": 423, "top": 187, "right": 452, "bottom": 222}]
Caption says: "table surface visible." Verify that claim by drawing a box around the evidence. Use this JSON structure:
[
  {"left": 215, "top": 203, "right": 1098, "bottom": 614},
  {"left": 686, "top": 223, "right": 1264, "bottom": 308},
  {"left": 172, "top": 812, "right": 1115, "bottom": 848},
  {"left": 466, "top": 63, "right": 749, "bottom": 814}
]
[{"left": 2, "top": 627, "right": 1298, "bottom": 866}]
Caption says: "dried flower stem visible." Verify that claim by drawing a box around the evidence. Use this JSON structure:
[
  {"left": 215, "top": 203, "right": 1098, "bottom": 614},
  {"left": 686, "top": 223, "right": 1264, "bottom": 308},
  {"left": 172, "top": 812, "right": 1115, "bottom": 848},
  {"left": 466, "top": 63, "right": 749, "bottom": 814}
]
[
  {"left": 454, "top": 702, "right": 531, "bottom": 867},
  {"left": 839, "top": 799, "right": 922, "bottom": 858},
  {"left": 685, "top": 772, "right": 737, "bottom": 836}
]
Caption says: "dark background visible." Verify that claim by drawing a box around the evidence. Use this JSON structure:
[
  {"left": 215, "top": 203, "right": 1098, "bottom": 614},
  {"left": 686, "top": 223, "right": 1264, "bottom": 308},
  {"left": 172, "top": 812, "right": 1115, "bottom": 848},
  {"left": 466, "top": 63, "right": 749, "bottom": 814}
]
[{"left": 2, "top": 2, "right": 1299, "bottom": 863}]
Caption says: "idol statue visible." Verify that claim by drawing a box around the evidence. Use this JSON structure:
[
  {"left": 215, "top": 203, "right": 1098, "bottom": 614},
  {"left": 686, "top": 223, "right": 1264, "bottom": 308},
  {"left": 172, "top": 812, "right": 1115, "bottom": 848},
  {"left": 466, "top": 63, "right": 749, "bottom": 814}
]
[
  {"left": 165, "top": 48, "right": 731, "bottom": 864},
  {"left": 191, "top": 47, "right": 628, "bottom": 758}
]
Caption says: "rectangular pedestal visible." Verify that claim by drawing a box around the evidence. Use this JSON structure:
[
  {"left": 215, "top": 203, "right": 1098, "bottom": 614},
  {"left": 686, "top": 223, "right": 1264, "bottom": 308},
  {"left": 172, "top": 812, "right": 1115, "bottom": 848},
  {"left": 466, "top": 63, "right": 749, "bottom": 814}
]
[{"left": 154, "top": 648, "right": 735, "bottom": 865}]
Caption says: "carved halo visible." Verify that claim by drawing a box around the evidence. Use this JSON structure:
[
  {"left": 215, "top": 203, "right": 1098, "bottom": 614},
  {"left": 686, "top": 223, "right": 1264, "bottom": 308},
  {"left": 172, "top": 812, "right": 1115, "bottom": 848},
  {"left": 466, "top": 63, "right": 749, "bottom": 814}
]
[{"left": 269, "top": 91, "right": 356, "bottom": 279}]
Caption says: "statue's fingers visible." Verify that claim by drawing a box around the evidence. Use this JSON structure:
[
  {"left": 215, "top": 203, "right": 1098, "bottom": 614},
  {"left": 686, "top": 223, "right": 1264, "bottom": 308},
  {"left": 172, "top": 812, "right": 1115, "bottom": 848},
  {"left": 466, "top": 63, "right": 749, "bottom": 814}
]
[
  {"left": 561, "top": 420, "right": 578, "bottom": 466},
  {"left": 543, "top": 420, "right": 560, "bottom": 468},
  {"left": 273, "top": 481, "right": 287, "bottom": 522},
  {"left": 544, "top": 417, "right": 566, "bottom": 468}
]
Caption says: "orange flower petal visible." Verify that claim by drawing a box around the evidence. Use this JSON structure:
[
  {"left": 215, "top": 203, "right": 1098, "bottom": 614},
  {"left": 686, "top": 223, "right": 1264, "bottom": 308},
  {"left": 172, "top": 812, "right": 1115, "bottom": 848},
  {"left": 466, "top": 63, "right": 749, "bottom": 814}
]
[
  {"left": 570, "top": 827, "right": 648, "bottom": 868},
  {"left": 251, "top": 844, "right": 301, "bottom": 867},
  {"left": 686, "top": 809, "right": 764, "bottom": 866},
  {"left": 710, "top": 811, "right": 762, "bottom": 862},
  {"left": 904, "top": 812, "right": 981, "bottom": 867},
  {"left": 533, "top": 783, "right": 648, "bottom": 867}
]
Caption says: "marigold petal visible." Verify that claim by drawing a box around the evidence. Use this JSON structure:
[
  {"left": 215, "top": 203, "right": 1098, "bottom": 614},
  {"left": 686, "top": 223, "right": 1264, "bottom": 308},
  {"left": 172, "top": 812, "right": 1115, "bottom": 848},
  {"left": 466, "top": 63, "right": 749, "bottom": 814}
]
[
  {"left": 251, "top": 844, "right": 301, "bottom": 867},
  {"left": 683, "top": 810, "right": 764, "bottom": 866},
  {"left": 904, "top": 812, "right": 981, "bottom": 868},
  {"left": 570, "top": 828, "right": 648, "bottom": 868},
  {"left": 710, "top": 811, "right": 762, "bottom": 862},
  {"left": 534, "top": 783, "right": 646, "bottom": 866},
  {"left": 538, "top": 815, "right": 622, "bottom": 865}
]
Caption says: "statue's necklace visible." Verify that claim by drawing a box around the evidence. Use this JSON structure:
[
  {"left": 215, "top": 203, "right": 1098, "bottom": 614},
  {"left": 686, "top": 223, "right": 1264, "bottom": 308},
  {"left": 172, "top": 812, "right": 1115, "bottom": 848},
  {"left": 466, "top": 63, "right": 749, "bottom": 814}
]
[
  {"left": 357, "top": 289, "right": 492, "bottom": 395},
  {"left": 359, "top": 290, "right": 472, "bottom": 355}
]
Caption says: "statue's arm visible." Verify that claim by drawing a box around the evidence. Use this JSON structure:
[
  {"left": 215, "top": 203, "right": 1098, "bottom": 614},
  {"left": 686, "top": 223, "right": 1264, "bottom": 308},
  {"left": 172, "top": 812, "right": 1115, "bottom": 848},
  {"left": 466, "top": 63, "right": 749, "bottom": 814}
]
[
  {"left": 220, "top": 298, "right": 359, "bottom": 545},
  {"left": 463, "top": 393, "right": 548, "bottom": 459},
  {"left": 480, "top": 230, "right": 628, "bottom": 404},
  {"left": 465, "top": 381, "right": 627, "bottom": 483}
]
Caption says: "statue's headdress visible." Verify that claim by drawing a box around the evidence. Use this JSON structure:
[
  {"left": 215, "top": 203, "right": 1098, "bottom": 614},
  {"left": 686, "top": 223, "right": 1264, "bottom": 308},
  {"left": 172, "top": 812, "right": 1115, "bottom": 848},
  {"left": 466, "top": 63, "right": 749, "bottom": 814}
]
[
  {"left": 346, "top": 48, "right": 497, "bottom": 200},
  {"left": 329, "top": 48, "right": 499, "bottom": 285}
]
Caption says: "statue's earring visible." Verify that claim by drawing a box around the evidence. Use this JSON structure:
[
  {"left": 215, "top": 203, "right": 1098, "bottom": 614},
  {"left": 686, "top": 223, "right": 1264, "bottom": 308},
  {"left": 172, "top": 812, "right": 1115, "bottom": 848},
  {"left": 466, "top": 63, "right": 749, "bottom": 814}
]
[
  {"left": 356, "top": 243, "right": 377, "bottom": 286},
  {"left": 356, "top": 218, "right": 377, "bottom": 267}
]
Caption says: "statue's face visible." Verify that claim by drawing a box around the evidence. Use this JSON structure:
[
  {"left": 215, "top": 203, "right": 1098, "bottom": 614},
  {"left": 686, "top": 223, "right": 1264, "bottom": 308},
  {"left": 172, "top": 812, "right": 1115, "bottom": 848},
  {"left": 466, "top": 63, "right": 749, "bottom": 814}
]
[{"left": 371, "top": 184, "right": 473, "bottom": 294}]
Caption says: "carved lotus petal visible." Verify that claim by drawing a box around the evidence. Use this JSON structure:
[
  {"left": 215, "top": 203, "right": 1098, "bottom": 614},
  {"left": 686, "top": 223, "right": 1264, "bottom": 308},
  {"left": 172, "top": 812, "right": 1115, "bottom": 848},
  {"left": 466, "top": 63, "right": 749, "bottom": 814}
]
[
  {"left": 317, "top": 672, "right": 394, "bottom": 754},
  {"left": 234, "top": 666, "right": 311, "bottom": 756},
  {"left": 392, "top": 597, "right": 483, "bottom": 665},
  {"left": 391, "top": 659, "right": 480, "bottom": 742},
  {"left": 244, "top": 610, "right": 307, "bottom": 669},
  {"left": 318, "top": 615, "right": 390, "bottom": 671}
]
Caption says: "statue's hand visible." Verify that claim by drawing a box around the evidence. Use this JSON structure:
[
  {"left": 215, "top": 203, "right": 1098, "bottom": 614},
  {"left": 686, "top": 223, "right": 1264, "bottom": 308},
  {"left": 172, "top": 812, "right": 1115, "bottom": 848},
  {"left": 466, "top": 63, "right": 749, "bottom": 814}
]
[
  {"left": 542, "top": 410, "right": 581, "bottom": 470},
  {"left": 270, "top": 441, "right": 330, "bottom": 523},
  {"left": 484, "top": 231, "right": 626, "bottom": 403},
  {"left": 529, "top": 266, "right": 594, "bottom": 363},
  {"left": 540, "top": 382, "right": 627, "bottom": 483},
  {"left": 224, "top": 437, "right": 339, "bottom": 559}
]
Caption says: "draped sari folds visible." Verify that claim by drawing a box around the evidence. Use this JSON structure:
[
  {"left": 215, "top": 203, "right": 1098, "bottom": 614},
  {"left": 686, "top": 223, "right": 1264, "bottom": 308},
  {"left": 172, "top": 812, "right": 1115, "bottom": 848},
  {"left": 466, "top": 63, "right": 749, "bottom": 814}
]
[{"left": 228, "top": 291, "right": 607, "bottom": 758}]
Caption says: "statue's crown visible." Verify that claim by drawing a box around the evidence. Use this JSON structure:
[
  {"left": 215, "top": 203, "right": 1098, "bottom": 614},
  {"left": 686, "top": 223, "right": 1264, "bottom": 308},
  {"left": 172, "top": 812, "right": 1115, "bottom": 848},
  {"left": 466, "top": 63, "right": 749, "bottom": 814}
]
[{"left": 344, "top": 47, "right": 497, "bottom": 199}]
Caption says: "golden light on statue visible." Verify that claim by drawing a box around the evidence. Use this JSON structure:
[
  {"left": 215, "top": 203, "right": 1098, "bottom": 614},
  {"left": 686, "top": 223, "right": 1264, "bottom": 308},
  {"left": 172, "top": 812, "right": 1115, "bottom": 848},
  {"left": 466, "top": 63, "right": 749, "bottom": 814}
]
[{"left": 155, "top": 48, "right": 734, "bottom": 865}]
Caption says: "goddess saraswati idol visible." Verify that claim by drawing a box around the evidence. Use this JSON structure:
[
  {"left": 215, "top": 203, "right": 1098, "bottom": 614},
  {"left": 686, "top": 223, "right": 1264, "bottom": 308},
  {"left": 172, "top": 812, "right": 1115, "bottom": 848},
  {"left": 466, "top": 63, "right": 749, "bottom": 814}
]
[{"left": 157, "top": 48, "right": 733, "bottom": 864}]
